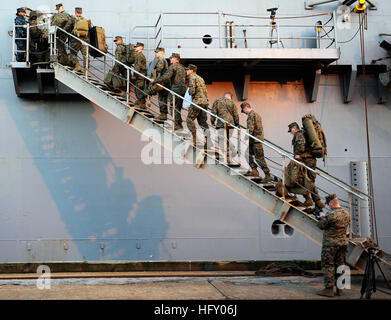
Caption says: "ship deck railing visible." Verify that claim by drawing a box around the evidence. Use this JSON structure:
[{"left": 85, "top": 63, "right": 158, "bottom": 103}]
[{"left": 130, "top": 11, "right": 339, "bottom": 61}]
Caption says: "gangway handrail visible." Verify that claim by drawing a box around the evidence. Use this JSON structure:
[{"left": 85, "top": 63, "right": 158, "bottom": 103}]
[
  {"left": 51, "top": 26, "right": 367, "bottom": 201},
  {"left": 132, "top": 11, "right": 336, "bottom": 50},
  {"left": 258, "top": 130, "right": 372, "bottom": 199},
  {"left": 131, "top": 10, "right": 337, "bottom": 50}
]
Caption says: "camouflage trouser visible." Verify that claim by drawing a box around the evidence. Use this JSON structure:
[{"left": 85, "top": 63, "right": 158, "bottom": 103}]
[
  {"left": 134, "top": 77, "right": 146, "bottom": 106},
  {"left": 321, "top": 244, "right": 348, "bottom": 289},
  {"left": 158, "top": 90, "right": 169, "bottom": 114},
  {"left": 56, "top": 31, "right": 69, "bottom": 64},
  {"left": 170, "top": 87, "right": 186, "bottom": 126},
  {"left": 104, "top": 70, "right": 126, "bottom": 90},
  {"left": 186, "top": 104, "right": 209, "bottom": 137},
  {"left": 248, "top": 141, "right": 270, "bottom": 176},
  {"left": 216, "top": 125, "right": 237, "bottom": 160},
  {"left": 303, "top": 157, "right": 321, "bottom": 203},
  {"left": 147, "top": 85, "right": 169, "bottom": 114},
  {"left": 69, "top": 37, "right": 89, "bottom": 68},
  {"left": 286, "top": 184, "right": 309, "bottom": 196}
]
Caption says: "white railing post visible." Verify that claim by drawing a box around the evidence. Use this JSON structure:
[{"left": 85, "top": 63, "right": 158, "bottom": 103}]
[
  {"left": 26, "top": 23, "right": 30, "bottom": 64},
  {"left": 126, "top": 68, "right": 130, "bottom": 105},
  {"left": 85, "top": 45, "right": 89, "bottom": 79},
  {"left": 12, "top": 24, "right": 16, "bottom": 62},
  {"left": 161, "top": 12, "right": 164, "bottom": 48},
  {"left": 104, "top": 55, "right": 107, "bottom": 77},
  {"left": 218, "top": 11, "right": 222, "bottom": 48},
  {"left": 333, "top": 10, "right": 338, "bottom": 49},
  {"left": 172, "top": 94, "right": 176, "bottom": 134},
  {"left": 282, "top": 155, "right": 286, "bottom": 198}
]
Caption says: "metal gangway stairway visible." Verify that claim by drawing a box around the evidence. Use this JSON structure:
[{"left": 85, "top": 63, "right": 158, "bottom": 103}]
[{"left": 49, "top": 26, "right": 390, "bottom": 275}]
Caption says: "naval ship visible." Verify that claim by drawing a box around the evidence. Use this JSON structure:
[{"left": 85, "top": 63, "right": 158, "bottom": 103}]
[{"left": 1, "top": 0, "right": 391, "bottom": 275}]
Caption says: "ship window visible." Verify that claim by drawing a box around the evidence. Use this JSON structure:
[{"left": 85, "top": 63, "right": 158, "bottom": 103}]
[{"left": 202, "top": 34, "right": 212, "bottom": 45}]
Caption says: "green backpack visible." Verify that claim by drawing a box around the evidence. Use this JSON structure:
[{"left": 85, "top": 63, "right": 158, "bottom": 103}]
[
  {"left": 73, "top": 16, "right": 89, "bottom": 37},
  {"left": 302, "top": 114, "right": 327, "bottom": 159},
  {"left": 285, "top": 160, "right": 314, "bottom": 191},
  {"left": 104, "top": 71, "right": 125, "bottom": 90}
]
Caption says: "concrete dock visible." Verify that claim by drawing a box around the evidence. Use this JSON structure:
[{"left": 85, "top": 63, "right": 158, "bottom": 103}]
[{"left": 0, "top": 272, "right": 390, "bottom": 300}]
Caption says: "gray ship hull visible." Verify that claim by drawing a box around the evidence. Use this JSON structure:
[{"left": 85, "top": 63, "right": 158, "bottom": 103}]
[{"left": 0, "top": 0, "right": 390, "bottom": 263}]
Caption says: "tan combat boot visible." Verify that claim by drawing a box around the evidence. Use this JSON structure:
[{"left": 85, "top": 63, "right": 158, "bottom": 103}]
[
  {"left": 275, "top": 181, "right": 291, "bottom": 198},
  {"left": 174, "top": 123, "right": 184, "bottom": 131},
  {"left": 315, "top": 200, "right": 325, "bottom": 209},
  {"left": 261, "top": 173, "right": 274, "bottom": 183},
  {"left": 155, "top": 113, "right": 167, "bottom": 121},
  {"left": 243, "top": 168, "right": 260, "bottom": 177},
  {"left": 302, "top": 193, "right": 314, "bottom": 207},
  {"left": 73, "top": 63, "right": 83, "bottom": 73},
  {"left": 135, "top": 103, "right": 147, "bottom": 111},
  {"left": 336, "top": 288, "right": 344, "bottom": 296},
  {"left": 58, "top": 55, "right": 69, "bottom": 65},
  {"left": 317, "top": 287, "right": 334, "bottom": 297}
]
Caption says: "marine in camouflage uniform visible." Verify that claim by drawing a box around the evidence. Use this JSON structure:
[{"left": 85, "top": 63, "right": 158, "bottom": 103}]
[
  {"left": 317, "top": 194, "right": 351, "bottom": 297},
  {"left": 147, "top": 47, "right": 169, "bottom": 120},
  {"left": 289, "top": 122, "right": 325, "bottom": 209},
  {"left": 113, "top": 37, "right": 127, "bottom": 75},
  {"left": 153, "top": 53, "right": 186, "bottom": 130},
  {"left": 240, "top": 103, "right": 272, "bottom": 182},
  {"left": 133, "top": 42, "right": 147, "bottom": 109},
  {"left": 210, "top": 92, "right": 239, "bottom": 162},
  {"left": 68, "top": 7, "right": 91, "bottom": 71},
  {"left": 51, "top": 3, "right": 71, "bottom": 65},
  {"left": 185, "top": 64, "right": 209, "bottom": 144},
  {"left": 104, "top": 36, "right": 127, "bottom": 90}
]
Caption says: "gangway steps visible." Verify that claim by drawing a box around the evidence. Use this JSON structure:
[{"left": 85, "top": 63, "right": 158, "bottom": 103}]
[{"left": 53, "top": 62, "right": 391, "bottom": 275}]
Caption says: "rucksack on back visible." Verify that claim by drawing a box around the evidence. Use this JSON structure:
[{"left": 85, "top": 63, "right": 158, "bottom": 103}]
[
  {"left": 73, "top": 16, "right": 89, "bottom": 37},
  {"left": 126, "top": 44, "right": 135, "bottom": 65},
  {"left": 302, "top": 114, "right": 327, "bottom": 159},
  {"left": 285, "top": 160, "right": 315, "bottom": 192},
  {"left": 89, "top": 26, "right": 108, "bottom": 57}
]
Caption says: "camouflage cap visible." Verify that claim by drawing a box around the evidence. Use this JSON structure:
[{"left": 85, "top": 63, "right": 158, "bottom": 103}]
[
  {"left": 155, "top": 47, "right": 165, "bottom": 53},
  {"left": 325, "top": 194, "right": 337, "bottom": 205},
  {"left": 114, "top": 36, "right": 123, "bottom": 43},
  {"left": 135, "top": 42, "right": 144, "bottom": 48},
  {"left": 169, "top": 53, "right": 180, "bottom": 59},
  {"left": 288, "top": 122, "right": 299, "bottom": 132},
  {"left": 55, "top": 3, "right": 63, "bottom": 10},
  {"left": 186, "top": 64, "right": 197, "bottom": 72},
  {"left": 75, "top": 7, "right": 82, "bottom": 14}
]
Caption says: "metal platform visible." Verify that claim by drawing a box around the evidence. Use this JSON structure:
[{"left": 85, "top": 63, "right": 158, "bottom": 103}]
[
  {"left": 11, "top": 66, "right": 77, "bottom": 96},
  {"left": 169, "top": 48, "right": 340, "bottom": 65}
]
